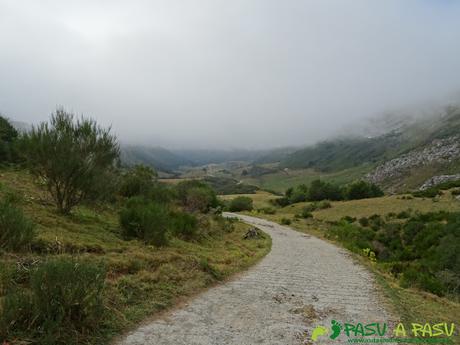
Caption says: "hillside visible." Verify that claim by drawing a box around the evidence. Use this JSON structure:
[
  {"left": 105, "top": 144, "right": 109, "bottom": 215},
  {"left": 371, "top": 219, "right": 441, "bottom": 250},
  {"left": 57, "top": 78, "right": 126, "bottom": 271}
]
[
  {"left": 120, "top": 146, "right": 191, "bottom": 172},
  {"left": 0, "top": 168, "right": 270, "bottom": 344}
]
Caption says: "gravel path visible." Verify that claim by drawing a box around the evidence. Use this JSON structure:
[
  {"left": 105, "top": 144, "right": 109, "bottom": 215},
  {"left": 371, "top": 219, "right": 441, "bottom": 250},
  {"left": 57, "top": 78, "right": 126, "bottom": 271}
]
[{"left": 116, "top": 213, "right": 392, "bottom": 345}]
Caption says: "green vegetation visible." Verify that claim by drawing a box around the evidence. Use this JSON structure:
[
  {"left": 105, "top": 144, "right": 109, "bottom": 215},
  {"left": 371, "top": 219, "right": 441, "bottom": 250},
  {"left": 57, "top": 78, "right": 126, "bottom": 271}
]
[
  {"left": 280, "top": 132, "right": 404, "bottom": 171},
  {"left": 21, "top": 109, "right": 120, "bottom": 214},
  {"left": 272, "top": 179, "right": 383, "bottom": 207},
  {"left": 1, "top": 258, "right": 106, "bottom": 344},
  {"left": 237, "top": 189, "right": 460, "bottom": 340},
  {"left": 228, "top": 196, "right": 253, "bottom": 212},
  {"left": 0, "top": 115, "right": 19, "bottom": 164},
  {"left": 0, "top": 112, "right": 271, "bottom": 344},
  {"left": 327, "top": 211, "right": 460, "bottom": 297},
  {"left": 203, "top": 176, "right": 259, "bottom": 195},
  {"left": 0, "top": 198, "right": 35, "bottom": 251}
]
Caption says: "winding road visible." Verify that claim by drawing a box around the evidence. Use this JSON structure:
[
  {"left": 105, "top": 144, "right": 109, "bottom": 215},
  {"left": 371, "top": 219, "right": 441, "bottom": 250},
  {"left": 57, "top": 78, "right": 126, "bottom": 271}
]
[{"left": 116, "top": 213, "right": 392, "bottom": 345}]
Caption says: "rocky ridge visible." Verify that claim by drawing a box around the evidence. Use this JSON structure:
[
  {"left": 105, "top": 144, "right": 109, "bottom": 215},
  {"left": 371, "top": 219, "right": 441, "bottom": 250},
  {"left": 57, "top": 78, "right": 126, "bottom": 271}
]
[{"left": 366, "top": 136, "right": 460, "bottom": 185}]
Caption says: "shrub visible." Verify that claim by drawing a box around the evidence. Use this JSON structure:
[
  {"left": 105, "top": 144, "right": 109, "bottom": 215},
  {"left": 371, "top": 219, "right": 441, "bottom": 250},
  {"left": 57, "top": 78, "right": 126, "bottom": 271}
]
[
  {"left": 300, "top": 208, "right": 313, "bottom": 219},
  {"left": 271, "top": 197, "right": 290, "bottom": 207},
  {"left": 21, "top": 109, "right": 119, "bottom": 214},
  {"left": 176, "top": 180, "right": 218, "bottom": 212},
  {"left": 171, "top": 211, "right": 198, "bottom": 240},
  {"left": 0, "top": 115, "right": 18, "bottom": 163},
  {"left": 358, "top": 217, "right": 369, "bottom": 227},
  {"left": 307, "top": 180, "right": 343, "bottom": 201},
  {"left": 396, "top": 210, "right": 411, "bottom": 219},
  {"left": 280, "top": 217, "right": 291, "bottom": 225},
  {"left": 119, "top": 165, "right": 158, "bottom": 198},
  {"left": 451, "top": 188, "right": 460, "bottom": 196},
  {"left": 259, "top": 207, "right": 276, "bottom": 215},
  {"left": 119, "top": 197, "right": 170, "bottom": 246},
  {"left": 345, "top": 181, "right": 384, "bottom": 200},
  {"left": 0, "top": 200, "right": 35, "bottom": 251},
  {"left": 341, "top": 215, "right": 356, "bottom": 223},
  {"left": 0, "top": 258, "right": 106, "bottom": 344},
  {"left": 228, "top": 196, "right": 253, "bottom": 212}
]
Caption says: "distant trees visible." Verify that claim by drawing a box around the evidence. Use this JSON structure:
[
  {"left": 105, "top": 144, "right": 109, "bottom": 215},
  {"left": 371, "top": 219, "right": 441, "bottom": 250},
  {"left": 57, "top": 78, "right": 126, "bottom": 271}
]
[
  {"left": 0, "top": 115, "right": 18, "bottom": 163},
  {"left": 272, "top": 179, "right": 384, "bottom": 207},
  {"left": 21, "top": 109, "right": 119, "bottom": 214}
]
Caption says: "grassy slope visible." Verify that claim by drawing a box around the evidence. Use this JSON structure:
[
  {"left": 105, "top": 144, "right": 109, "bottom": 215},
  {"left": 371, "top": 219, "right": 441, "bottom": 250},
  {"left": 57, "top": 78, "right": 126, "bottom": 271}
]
[
  {"left": 241, "top": 165, "right": 369, "bottom": 193},
  {"left": 0, "top": 168, "right": 271, "bottom": 344},
  {"left": 221, "top": 192, "right": 460, "bottom": 343}
]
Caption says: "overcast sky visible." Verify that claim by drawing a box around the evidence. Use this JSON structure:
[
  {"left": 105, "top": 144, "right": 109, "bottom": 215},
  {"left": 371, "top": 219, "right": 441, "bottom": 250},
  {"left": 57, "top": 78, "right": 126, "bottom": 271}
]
[{"left": 1, "top": 0, "right": 460, "bottom": 149}]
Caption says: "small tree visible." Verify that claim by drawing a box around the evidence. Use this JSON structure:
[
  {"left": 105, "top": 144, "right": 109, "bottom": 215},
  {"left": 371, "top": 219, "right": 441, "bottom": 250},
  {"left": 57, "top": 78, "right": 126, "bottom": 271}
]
[
  {"left": 0, "top": 115, "right": 18, "bottom": 163},
  {"left": 21, "top": 109, "right": 119, "bottom": 214}
]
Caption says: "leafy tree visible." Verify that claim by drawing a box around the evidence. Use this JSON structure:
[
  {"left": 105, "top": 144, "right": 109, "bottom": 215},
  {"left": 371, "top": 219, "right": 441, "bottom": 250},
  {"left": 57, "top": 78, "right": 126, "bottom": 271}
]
[
  {"left": 21, "top": 109, "right": 119, "bottom": 214},
  {"left": 0, "top": 115, "right": 18, "bottom": 163}
]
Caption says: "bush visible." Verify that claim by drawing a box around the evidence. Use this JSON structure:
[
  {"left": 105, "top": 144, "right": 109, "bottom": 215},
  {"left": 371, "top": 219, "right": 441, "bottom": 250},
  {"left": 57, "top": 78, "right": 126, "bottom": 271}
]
[
  {"left": 307, "top": 180, "right": 343, "bottom": 201},
  {"left": 358, "top": 217, "right": 369, "bottom": 227},
  {"left": 345, "top": 181, "right": 384, "bottom": 200},
  {"left": 119, "top": 197, "right": 170, "bottom": 246},
  {"left": 228, "top": 196, "right": 253, "bottom": 212},
  {"left": 119, "top": 165, "right": 158, "bottom": 198},
  {"left": 171, "top": 211, "right": 198, "bottom": 240},
  {"left": 0, "top": 258, "right": 106, "bottom": 344},
  {"left": 259, "top": 207, "right": 276, "bottom": 215},
  {"left": 396, "top": 210, "right": 411, "bottom": 219},
  {"left": 0, "top": 199, "right": 35, "bottom": 251},
  {"left": 0, "top": 115, "right": 19, "bottom": 163},
  {"left": 176, "top": 180, "right": 218, "bottom": 213},
  {"left": 300, "top": 207, "right": 313, "bottom": 219},
  {"left": 280, "top": 217, "right": 291, "bottom": 225},
  {"left": 21, "top": 109, "right": 119, "bottom": 214},
  {"left": 271, "top": 197, "right": 291, "bottom": 207}
]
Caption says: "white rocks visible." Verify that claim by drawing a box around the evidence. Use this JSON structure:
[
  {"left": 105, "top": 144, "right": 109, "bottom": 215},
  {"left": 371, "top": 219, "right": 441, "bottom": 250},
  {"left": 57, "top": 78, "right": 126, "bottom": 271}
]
[
  {"left": 419, "top": 174, "right": 460, "bottom": 190},
  {"left": 367, "top": 136, "right": 460, "bottom": 184}
]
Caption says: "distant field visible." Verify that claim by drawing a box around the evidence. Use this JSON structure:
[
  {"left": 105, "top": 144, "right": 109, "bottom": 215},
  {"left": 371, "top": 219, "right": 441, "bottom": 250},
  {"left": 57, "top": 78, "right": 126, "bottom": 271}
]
[{"left": 241, "top": 165, "right": 370, "bottom": 193}]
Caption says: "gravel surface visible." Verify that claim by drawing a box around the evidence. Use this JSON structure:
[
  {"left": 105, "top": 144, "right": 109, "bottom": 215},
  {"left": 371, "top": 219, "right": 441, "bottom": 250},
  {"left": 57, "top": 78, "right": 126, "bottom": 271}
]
[{"left": 115, "top": 213, "right": 393, "bottom": 345}]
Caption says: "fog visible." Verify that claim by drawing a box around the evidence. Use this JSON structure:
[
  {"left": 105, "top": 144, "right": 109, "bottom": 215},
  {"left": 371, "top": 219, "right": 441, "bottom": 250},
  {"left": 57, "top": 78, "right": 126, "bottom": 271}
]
[{"left": 1, "top": 0, "right": 460, "bottom": 149}]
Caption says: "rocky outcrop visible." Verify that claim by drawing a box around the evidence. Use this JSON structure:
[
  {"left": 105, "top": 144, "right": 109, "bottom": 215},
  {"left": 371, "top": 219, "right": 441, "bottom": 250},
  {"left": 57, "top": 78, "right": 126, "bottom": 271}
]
[
  {"left": 419, "top": 174, "right": 460, "bottom": 190},
  {"left": 366, "top": 136, "right": 460, "bottom": 184}
]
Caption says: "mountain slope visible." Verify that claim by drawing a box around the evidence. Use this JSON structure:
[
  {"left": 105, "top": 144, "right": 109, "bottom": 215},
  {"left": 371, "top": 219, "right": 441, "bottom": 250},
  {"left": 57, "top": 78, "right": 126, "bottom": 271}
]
[
  {"left": 120, "top": 146, "right": 191, "bottom": 171},
  {"left": 281, "top": 105, "right": 460, "bottom": 174}
]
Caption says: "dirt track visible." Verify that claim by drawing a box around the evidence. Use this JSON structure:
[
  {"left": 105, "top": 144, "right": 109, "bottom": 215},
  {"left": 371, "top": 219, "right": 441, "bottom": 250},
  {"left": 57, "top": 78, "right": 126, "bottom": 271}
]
[{"left": 116, "top": 213, "right": 392, "bottom": 345}]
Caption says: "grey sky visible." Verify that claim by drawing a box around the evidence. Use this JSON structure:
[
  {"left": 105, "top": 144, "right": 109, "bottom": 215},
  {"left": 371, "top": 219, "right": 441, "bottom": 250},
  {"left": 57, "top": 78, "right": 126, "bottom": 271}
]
[{"left": 1, "top": 0, "right": 460, "bottom": 149}]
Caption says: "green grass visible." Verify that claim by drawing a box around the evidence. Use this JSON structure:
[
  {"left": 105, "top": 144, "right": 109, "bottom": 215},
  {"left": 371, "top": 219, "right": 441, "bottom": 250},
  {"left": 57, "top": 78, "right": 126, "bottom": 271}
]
[{"left": 0, "top": 168, "right": 271, "bottom": 344}]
